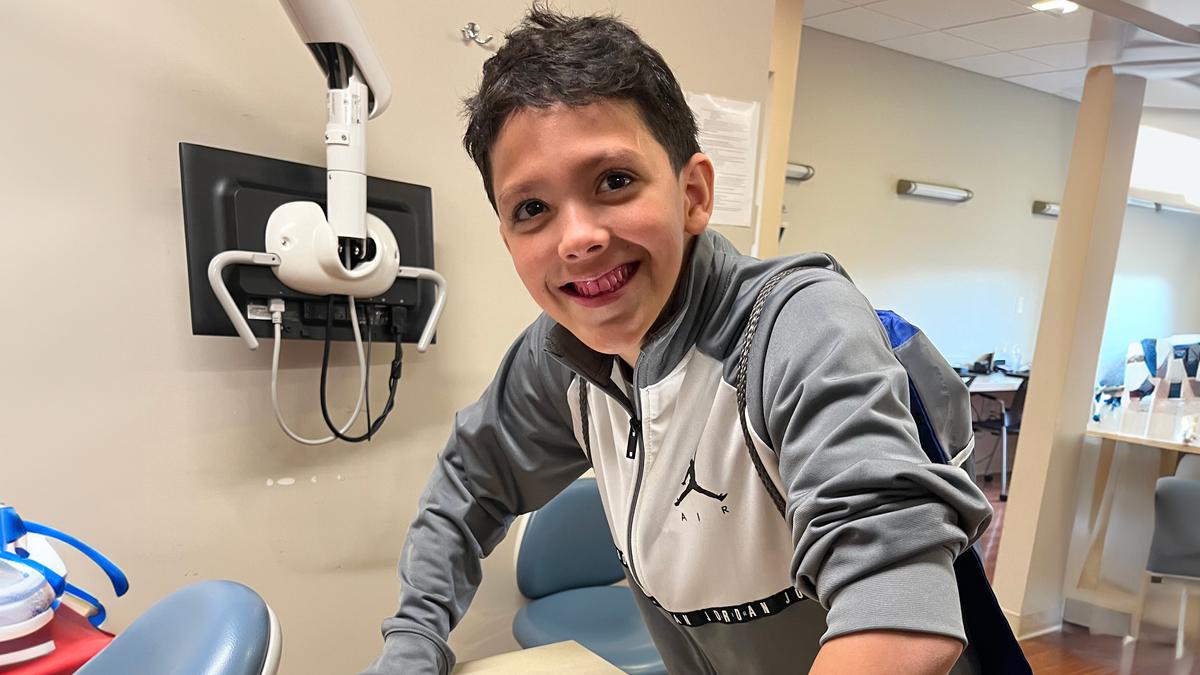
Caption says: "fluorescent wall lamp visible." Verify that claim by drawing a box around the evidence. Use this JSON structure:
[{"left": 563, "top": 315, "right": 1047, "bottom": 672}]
[
  {"left": 1033, "top": 197, "right": 1200, "bottom": 218},
  {"left": 785, "top": 162, "right": 815, "bottom": 182},
  {"left": 1129, "top": 197, "right": 1200, "bottom": 215},
  {"left": 1033, "top": 200, "right": 1060, "bottom": 217},
  {"left": 896, "top": 180, "right": 973, "bottom": 203}
]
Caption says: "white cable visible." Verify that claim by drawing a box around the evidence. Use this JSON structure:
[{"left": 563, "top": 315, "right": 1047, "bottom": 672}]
[{"left": 269, "top": 296, "right": 367, "bottom": 445}]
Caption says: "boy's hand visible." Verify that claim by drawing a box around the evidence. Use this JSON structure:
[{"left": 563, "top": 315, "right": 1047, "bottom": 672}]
[{"left": 809, "top": 630, "right": 963, "bottom": 675}]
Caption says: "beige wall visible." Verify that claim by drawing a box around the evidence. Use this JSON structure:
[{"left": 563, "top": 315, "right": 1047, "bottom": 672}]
[
  {"left": 781, "top": 28, "right": 1078, "bottom": 366},
  {"left": 0, "top": 2, "right": 772, "bottom": 672}
]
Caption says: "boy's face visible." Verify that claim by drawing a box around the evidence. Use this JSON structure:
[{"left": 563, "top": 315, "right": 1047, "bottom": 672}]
[{"left": 491, "top": 99, "right": 714, "bottom": 365}]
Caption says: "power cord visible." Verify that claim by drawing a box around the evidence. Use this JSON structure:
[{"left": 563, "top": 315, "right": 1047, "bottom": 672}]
[
  {"left": 319, "top": 297, "right": 405, "bottom": 442},
  {"left": 269, "top": 297, "right": 367, "bottom": 445},
  {"left": 364, "top": 308, "right": 373, "bottom": 441}
]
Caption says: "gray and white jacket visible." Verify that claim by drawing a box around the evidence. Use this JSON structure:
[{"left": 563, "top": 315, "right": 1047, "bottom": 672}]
[{"left": 362, "top": 230, "right": 994, "bottom": 674}]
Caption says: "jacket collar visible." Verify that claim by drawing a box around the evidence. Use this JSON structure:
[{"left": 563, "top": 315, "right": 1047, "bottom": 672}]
[{"left": 543, "top": 230, "right": 735, "bottom": 388}]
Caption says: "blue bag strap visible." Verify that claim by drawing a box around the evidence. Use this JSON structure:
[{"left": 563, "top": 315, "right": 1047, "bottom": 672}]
[{"left": 23, "top": 521, "right": 129, "bottom": 596}]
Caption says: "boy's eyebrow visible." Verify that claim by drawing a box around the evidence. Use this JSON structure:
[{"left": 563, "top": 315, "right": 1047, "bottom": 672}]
[{"left": 495, "top": 147, "right": 646, "bottom": 208}]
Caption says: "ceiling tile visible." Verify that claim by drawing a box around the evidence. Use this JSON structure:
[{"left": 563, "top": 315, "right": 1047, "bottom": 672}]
[
  {"left": 945, "top": 8, "right": 1094, "bottom": 51},
  {"left": 866, "top": 0, "right": 1031, "bottom": 31},
  {"left": 804, "top": 7, "right": 927, "bottom": 43},
  {"left": 948, "top": 52, "right": 1056, "bottom": 78},
  {"left": 1005, "top": 68, "right": 1088, "bottom": 95},
  {"left": 877, "top": 31, "right": 997, "bottom": 61},
  {"left": 1012, "top": 40, "right": 1091, "bottom": 70},
  {"left": 804, "top": 0, "right": 853, "bottom": 19}
]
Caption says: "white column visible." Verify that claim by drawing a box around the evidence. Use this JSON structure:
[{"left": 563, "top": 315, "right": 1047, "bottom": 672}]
[
  {"left": 992, "top": 66, "right": 1146, "bottom": 638},
  {"left": 754, "top": 0, "right": 805, "bottom": 260}
]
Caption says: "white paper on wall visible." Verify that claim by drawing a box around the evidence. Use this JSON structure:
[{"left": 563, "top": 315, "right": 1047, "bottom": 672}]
[{"left": 685, "top": 92, "right": 760, "bottom": 228}]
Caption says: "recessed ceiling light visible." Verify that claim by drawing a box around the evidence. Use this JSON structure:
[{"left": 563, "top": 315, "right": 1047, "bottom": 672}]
[{"left": 1032, "top": 1, "right": 1079, "bottom": 13}]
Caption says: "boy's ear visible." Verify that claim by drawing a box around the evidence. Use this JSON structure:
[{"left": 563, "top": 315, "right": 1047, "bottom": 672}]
[{"left": 681, "top": 153, "right": 715, "bottom": 236}]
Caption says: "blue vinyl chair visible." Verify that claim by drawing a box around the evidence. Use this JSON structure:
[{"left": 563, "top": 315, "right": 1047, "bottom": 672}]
[
  {"left": 512, "top": 478, "right": 665, "bottom": 675},
  {"left": 78, "top": 580, "right": 281, "bottom": 675}
]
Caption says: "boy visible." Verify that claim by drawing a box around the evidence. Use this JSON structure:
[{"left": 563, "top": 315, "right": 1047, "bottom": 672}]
[{"left": 363, "top": 7, "right": 1003, "bottom": 674}]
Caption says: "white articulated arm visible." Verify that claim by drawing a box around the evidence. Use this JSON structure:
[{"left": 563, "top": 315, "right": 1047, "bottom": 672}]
[
  {"left": 207, "top": 251, "right": 281, "bottom": 350},
  {"left": 398, "top": 267, "right": 448, "bottom": 352}
]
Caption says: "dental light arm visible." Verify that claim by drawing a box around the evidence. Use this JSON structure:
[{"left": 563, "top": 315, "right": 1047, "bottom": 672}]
[
  {"left": 280, "top": 0, "right": 392, "bottom": 248},
  {"left": 198, "top": 0, "right": 447, "bottom": 444}
]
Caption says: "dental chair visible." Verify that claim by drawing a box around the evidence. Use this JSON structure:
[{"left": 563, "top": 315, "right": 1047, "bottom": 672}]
[
  {"left": 77, "top": 580, "right": 281, "bottom": 675},
  {"left": 511, "top": 478, "right": 665, "bottom": 675}
]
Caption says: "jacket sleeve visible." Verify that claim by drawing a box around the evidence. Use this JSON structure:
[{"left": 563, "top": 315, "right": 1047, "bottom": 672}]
[
  {"left": 360, "top": 322, "right": 591, "bottom": 674},
  {"left": 752, "top": 269, "right": 992, "bottom": 646}
]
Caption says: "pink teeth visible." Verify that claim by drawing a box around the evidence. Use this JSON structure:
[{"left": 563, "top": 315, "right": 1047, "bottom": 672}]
[{"left": 570, "top": 263, "right": 634, "bottom": 298}]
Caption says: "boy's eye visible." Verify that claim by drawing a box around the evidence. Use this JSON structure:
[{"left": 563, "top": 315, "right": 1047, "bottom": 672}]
[
  {"left": 601, "top": 172, "right": 633, "bottom": 192},
  {"left": 513, "top": 200, "right": 547, "bottom": 223}
]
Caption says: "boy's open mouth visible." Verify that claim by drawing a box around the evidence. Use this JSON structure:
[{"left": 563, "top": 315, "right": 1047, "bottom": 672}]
[{"left": 561, "top": 262, "right": 639, "bottom": 298}]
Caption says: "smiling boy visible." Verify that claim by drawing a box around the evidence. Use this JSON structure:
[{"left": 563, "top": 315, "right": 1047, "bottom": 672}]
[{"left": 362, "top": 7, "right": 1018, "bottom": 675}]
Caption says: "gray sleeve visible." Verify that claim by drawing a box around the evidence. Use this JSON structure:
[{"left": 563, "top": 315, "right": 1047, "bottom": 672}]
[
  {"left": 360, "top": 322, "right": 591, "bottom": 675},
  {"left": 752, "top": 270, "right": 992, "bottom": 646}
]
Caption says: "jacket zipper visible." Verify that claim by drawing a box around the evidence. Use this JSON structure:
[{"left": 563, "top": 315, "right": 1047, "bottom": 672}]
[
  {"left": 548, "top": 354, "right": 649, "bottom": 591},
  {"left": 626, "top": 417, "right": 641, "bottom": 459},
  {"left": 623, "top": 364, "right": 647, "bottom": 591}
]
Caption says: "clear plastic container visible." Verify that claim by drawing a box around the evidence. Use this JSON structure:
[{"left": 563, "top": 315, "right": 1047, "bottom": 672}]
[{"left": 0, "top": 559, "right": 55, "bottom": 641}]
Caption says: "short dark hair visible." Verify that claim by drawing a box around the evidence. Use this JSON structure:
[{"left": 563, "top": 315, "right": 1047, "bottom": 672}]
[{"left": 462, "top": 4, "right": 701, "bottom": 208}]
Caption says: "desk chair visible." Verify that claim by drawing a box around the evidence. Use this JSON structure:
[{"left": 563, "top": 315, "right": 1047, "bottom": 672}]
[
  {"left": 1128, "top": 455, "right": 1200, "bottom": 659},
  {"left": 77, "top": 581, "right": 281, "bottom": 675},
  {"left": 972, "top": 373, "right": 1029, "bottom": 501},
  {"left": 512, "top": 478, "right": 665, "bottom": 675}
]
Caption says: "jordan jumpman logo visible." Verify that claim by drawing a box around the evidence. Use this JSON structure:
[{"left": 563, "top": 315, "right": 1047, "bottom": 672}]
[{"left": 675, "top": 459, "right": 727, "bottom": 506}]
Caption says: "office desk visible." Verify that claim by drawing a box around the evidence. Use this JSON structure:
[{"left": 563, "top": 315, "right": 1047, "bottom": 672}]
[
  {"left": 454, "top": 641, "right": 622, "bottom": 674},
  {"left": 962, "top": 372, "right": 1024, "bottom": 394},
  {"left": 1063, "top": 403, "right": 1200, "bottom": 634}
]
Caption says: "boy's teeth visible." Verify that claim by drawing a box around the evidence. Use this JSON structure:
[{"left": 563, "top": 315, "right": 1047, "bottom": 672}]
[{"left": 573, "top": 264, "right": 630, "bottom": 297}]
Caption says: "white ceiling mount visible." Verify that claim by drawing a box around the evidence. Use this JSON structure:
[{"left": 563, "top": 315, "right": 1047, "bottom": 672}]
[
  {"left": 1073, "top": 0, "right": 1200, "bottom": 45},
  {"left": 1114, "top": 58, "right": 1200, "bottom": 79}
]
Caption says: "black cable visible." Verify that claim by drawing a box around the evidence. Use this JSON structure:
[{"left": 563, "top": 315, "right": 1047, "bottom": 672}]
[
  {"left": 319, "top": 296, "right": 404, "bottom": 442},
  {"left": 364, "top": 306, "right": 373, "bottom": 441}
]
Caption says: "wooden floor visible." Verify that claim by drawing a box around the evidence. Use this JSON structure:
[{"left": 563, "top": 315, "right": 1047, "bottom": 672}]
[{"left": 978, "top": 477, "right": 1199, "bottom": 674}]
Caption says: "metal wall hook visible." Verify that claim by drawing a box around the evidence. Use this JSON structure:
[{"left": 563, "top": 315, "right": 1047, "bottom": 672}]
[{"left": 461, "top": 22, "right": 494, "bottom": 46}]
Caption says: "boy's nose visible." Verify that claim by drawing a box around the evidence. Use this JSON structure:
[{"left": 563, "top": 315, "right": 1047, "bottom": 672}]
[{"left": 558, "top": 205, "right": 609, "bottom": 262}]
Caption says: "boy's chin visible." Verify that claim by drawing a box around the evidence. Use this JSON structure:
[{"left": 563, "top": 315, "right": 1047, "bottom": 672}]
[{"left": 571, "top": 330, "right": 638, "bottom": 360}]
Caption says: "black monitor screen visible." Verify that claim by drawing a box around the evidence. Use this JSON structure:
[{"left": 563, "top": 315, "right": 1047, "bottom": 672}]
[{"left": 179, "top": 142, "right": 436, "bottom": 344}]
